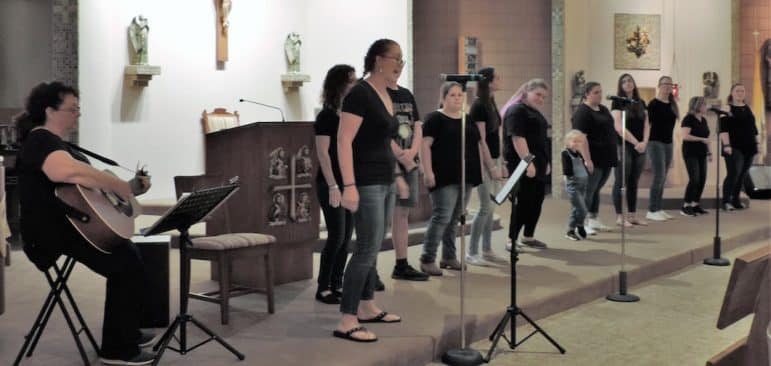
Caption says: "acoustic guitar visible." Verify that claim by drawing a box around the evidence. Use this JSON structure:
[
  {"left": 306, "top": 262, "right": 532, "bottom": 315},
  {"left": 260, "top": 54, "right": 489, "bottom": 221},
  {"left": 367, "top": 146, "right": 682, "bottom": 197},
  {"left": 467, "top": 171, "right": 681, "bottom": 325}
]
[{"left": 55, "top": 170, "right": 142, "bottom": 254}]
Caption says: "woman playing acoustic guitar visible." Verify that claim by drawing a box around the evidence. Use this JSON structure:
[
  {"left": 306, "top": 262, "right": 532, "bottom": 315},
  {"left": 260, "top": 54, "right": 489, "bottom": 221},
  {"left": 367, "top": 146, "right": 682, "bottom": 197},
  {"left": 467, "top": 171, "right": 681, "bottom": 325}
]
[{"left": 15, "top": 82, "right": 155, "bottom": 365}]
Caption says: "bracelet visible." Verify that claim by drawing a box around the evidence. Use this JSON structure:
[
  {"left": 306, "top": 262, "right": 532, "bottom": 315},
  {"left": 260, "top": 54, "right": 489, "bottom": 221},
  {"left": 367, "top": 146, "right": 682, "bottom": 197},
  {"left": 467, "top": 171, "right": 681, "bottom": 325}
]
[
  {"left": 328, "top": 184, "right": 339, "bottom": 190},
  {"left": 722, "top": 145, "right": 731, "bottom": 149},
  {"left": 343, "top": 182, "right": 356, "bottom": 187}
]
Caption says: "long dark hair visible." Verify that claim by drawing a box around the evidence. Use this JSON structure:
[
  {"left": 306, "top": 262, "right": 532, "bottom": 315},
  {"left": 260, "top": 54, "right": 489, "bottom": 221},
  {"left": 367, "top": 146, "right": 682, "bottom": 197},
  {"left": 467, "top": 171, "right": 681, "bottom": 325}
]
[
  {"left": 321, "top": 64, "right": 355, "bottom": 110},
  {"left": 362, "top": 39, "right": 399, "bottom": 79},
  {"left": 475, "top": 67, "right": 500, "bottom": 130},
  {"left": 616, "top": 73, "right": 645, "bottom": 121},
  {"left": 15, "top": 81, "right": 78, "bottom": 142}
]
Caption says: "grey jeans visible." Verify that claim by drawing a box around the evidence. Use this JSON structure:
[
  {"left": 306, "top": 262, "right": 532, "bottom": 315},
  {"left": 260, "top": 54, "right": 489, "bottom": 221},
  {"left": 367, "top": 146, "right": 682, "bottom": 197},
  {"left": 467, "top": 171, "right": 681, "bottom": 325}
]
[
  {"left": 647, "top": 141, "right": 672, "bottom": 212},
  {"left": 566, "top": 177, "right": 589, "bottom": 230},
  {"left": 420, "top": 184, "right": 472, "bottom": 264},
  {"left": 585, "top": 167, "right": 611, "bottom": 217},
  {"left": 469, "top": 170, "right": 494, "bottom": 255},
  {"left": 339, "top": 184, "right": 394, "bottom": 315}
]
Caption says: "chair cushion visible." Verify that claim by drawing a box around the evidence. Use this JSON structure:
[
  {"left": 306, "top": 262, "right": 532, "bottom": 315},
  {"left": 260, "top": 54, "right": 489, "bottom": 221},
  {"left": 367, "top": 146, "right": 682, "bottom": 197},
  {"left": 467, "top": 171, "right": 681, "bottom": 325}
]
[{"left": 190, "top": 233, "right": 275, "bottom": 251}]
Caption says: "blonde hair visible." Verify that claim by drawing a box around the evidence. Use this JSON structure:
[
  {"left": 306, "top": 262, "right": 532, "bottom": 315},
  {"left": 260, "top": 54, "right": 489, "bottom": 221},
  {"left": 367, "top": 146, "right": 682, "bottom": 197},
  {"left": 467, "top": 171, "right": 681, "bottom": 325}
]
[{"left": 564, "top": 129, "right": 586, "bottom": 148}]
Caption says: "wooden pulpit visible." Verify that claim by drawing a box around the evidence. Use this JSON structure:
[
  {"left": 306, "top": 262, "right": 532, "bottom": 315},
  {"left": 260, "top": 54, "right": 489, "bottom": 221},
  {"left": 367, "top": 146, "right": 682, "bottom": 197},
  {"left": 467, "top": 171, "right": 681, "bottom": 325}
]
[{"left": 204, "top": 122, "right": 319, "bottom": 287}]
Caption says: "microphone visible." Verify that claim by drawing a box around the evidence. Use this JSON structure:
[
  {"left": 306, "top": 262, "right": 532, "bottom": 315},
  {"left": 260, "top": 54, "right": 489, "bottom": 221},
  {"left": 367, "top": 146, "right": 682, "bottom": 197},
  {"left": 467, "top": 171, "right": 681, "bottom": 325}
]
[
  {"left": 606, "top": 95, "right": 638, "bottom": 104},
  {"left": 440, "top": 74, "right": 486, "bottom": 83},
  {"left": 239, "top": 98, "right": 286, "bottom": 122},
  {"left": 709, "top": 107, "right": 732, "bottom": 116}
]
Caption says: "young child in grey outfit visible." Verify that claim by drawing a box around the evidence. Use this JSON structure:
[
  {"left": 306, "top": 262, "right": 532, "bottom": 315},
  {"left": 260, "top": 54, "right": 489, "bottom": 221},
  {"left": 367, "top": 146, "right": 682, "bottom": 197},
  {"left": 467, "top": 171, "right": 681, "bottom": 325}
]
[{"left": 562, "top": 130, "right": 590, "bottom": 240}]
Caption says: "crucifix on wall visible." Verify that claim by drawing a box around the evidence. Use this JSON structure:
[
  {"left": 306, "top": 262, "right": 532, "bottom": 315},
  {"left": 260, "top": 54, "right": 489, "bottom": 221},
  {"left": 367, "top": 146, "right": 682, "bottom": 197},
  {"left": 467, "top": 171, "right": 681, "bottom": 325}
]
[{"left": 215, "top": 0, "right": 232, "bottom": 62}]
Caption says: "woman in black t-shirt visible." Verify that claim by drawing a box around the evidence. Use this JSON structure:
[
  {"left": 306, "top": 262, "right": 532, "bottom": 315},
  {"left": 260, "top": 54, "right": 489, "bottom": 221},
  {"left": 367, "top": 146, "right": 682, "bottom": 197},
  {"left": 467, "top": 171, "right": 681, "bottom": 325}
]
[
  {"left": 335, "top": 39, "right": 402, "bottom": 342},
  {"left": 419, "top": 82, "right": 482, "bottom": 274},
  {"left": 314, "top": 64, "right": 356, "bottom": 305},
  {"left": 468, "top": 67, "right": 507, "bottom": 264},
  {"left": 501, "top": 78, "right": 551, "bottom": 250},
  {"left": 680, "top": 96, "right": 712, "bottom": 216},
  {"left": 610, "top": 74, "right": 650, "bottom": 227},
  {"left": 572, "top": 82, "right": 618, "bottom": 234},
  {"left": 719, "top": 83, "right": 759, "bottom": 210},
  {"left": 646, "top": 76, "right": 679, "bottom": 221},
  {"left": 15, "top": 82, "right": 154, "bottom": 364}
]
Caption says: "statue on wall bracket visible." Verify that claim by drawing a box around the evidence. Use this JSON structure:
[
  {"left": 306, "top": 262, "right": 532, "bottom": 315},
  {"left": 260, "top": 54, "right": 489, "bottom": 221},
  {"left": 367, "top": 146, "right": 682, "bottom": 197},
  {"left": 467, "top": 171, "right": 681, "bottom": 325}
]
[{"left": 128, "top": 15, "right": 150, "bottom": 65}]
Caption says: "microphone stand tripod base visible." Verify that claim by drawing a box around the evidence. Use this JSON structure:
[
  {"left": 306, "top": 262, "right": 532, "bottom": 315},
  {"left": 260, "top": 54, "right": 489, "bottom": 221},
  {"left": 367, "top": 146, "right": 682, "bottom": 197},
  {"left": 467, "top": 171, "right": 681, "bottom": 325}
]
[{"left": 442, "top": 348, "right": 484, "bottom": 366}]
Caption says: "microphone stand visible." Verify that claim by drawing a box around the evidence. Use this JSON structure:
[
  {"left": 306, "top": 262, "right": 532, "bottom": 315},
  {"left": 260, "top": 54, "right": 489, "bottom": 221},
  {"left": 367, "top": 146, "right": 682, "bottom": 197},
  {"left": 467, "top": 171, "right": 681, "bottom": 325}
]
[
  {"left": 441, "top": 82, "right": 484, "bottom": 366},
  {"left": 607, "top": 108, "right": 640, "bottom": 302},
  {"left": 704, "top": 111, "right": 730, "bottom": 266},
  {"left": 238, "top": 98, "right": 286, "bottom": 122}
]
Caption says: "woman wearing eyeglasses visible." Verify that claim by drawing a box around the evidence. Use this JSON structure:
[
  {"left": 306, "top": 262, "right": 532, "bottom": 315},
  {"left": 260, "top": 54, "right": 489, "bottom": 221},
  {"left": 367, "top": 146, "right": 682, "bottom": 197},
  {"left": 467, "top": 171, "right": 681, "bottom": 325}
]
[
  {"left": 646, "top": 76, "right": 679, "bottom": 222},
  {"left": 335, "top": 39, "right": 403, "bottom": 343}
]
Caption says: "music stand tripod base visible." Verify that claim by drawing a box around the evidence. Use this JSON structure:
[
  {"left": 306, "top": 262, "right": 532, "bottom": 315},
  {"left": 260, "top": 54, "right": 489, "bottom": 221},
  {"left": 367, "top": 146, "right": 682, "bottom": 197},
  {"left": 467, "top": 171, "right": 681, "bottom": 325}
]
[{"left": 142, "top": 183, "right": 245, "bottom": 364}]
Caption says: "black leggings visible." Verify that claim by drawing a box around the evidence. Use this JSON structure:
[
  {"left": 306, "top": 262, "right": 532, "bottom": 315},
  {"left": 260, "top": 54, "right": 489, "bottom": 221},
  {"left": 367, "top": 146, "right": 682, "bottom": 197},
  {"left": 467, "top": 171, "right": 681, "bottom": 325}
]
[
  {"left": 722, "top": 150, "right": 754, "bottom": 204},
  {"left": 316, "top": 183, "right": 353, "bottom": 292},
  {"left": 684, "top": 155, "right": 707, "bottom": 203},
  {"left": 508, "top": 175, "right": 546, "bottom": 241}
]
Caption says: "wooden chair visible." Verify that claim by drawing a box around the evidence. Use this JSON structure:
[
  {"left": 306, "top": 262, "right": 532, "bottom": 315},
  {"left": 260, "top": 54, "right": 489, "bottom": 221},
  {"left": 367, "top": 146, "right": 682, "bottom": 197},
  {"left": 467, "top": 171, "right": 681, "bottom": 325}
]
[
  {"left": 174, "top": 175, "right": 275, "bottom": 324},
  {"left": 201, "top": 108, "right": 240, "bottom": 134}
]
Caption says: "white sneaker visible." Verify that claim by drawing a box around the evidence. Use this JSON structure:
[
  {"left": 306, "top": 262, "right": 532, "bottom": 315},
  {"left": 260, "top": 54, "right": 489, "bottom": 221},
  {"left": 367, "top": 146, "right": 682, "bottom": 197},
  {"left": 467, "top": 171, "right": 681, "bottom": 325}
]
[
  {"left": 659, "top": 210, "right": 673, "bottom": 219},
  {"left": 465, "top": 254, "right": 493, "bottom": 267},
  {"left": 645, "top": 211, "right": 667, "bottom": 221},
  {"left": 584, "top": 225, "right": 598, "bottom": 235},
  {"left": 587, "top": 218, "right": 612, "bottom": 232},
  {"left": 482, "top": 250, "right": 508, "bottom": 264}
]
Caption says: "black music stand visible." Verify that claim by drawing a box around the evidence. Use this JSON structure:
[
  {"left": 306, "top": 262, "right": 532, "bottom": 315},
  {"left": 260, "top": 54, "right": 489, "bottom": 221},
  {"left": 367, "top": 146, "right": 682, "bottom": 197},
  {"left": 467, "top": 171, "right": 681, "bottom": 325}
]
[
  {"left": 486, "top": 155, "right": 565, "bottom": 362},
  {"left": 142, "top": 183, "right": 245, "bottom": 365}
]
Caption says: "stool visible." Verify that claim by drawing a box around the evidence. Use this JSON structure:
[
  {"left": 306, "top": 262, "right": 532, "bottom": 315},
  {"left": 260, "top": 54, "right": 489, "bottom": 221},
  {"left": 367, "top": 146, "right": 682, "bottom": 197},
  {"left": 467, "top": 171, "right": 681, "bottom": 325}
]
[{"left": 14, "top": 256, "right": 99, "bottom": 365}]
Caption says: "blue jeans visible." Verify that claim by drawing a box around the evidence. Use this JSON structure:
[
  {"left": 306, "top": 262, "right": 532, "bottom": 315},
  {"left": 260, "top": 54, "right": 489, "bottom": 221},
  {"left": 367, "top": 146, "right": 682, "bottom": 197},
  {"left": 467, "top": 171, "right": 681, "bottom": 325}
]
[
  {"left": 469, "top": 170, "right": 494, "bottom": 255},
  {"left": 420, "top": 184, "right": 472, "bottom": 263},
  {"left": 585, "top": 167, "right": 611, "bottom": 217},
  {"left": 648, "top": 141, "right": 673, "bottom": 212},
  {"left": 566, "top": 177, "right": 588, "bottom": 229},
  {"left": 339, "top": 184, "right": 394, "bottom": 315},
  {"left": 612, "top": 144, "right": 646, "bottom": 214}
]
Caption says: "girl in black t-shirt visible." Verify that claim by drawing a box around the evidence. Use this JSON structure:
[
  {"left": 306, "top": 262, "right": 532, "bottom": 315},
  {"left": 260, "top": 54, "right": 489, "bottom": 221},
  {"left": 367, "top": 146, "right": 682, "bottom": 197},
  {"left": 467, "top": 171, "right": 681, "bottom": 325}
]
[
  {"left": 572, "top": 82, "right": 617, "bottom": 234},
  {"left": 719, "top": 83, "right": 759, "bottom": 210},
  {"left": 314, "top": 64, "right": 356, "bottom": 305},
  {"left": 501, "top": 78, "right": 551, "bottom": 250},
  {"left": 680, "top": 96, "right": 712, "bottom": 216},
  {"left": 646, "top": 76, "right": 679, "bottom": 221},
  {"left": 610, "top": 74, "right": 650, "bottom": 227},
  {"left": 419, "top": 82, "right": 482, "bottom": 274},
  {"left": 468, "top": 67, "right": 508, "bottom": 265},
  {"left": 15, "top": 82, "right": 154, "bottom": 364},
  {"left": 335, "top": 39, "right": 402, "bottom": 343}
]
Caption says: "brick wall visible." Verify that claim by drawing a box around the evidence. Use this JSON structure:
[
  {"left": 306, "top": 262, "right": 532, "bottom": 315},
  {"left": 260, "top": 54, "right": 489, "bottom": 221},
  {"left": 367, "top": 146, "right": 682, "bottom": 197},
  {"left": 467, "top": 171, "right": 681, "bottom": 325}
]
[{"left": 413, "top": 0, "right": 552, "bottom": 121}]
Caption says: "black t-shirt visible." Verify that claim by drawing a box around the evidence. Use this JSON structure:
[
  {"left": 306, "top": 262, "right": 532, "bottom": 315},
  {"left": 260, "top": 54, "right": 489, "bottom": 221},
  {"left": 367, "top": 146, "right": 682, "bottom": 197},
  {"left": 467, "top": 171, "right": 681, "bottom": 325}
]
[
  {"left": 422, "top": 110, "right": 482, "bottom": 190},
  {"left": 341, "top": 81, "right": 398, "bottom": 186},
  {"left": 17, "top": 129, "right": 89, "bottom": 268},
  {"left": 719, "top": 104, "right": 758, "bottom": 155},
  {"left": 388, "top": 86, "right": 420, "bottom": 150},
  {"left": 571, "top": 103, "right": 618, "bottom": 168},
  {"left": 503, "top": 103, "right": 551, "bottom": 180},
  {"left": 648, "top": 98, "right": 678, "bottom": 144},
  {"left": 611, "top": 99, "right": 647, "bottom": 148},
  {"left": 313, "top": 107, "right": 343, "bottom": 186},
  {"left": 469, "top": 97, "right": 501, "bottom": 159},
  {"left": 681, "top": 114, "right": 710, "bottom": 158}
]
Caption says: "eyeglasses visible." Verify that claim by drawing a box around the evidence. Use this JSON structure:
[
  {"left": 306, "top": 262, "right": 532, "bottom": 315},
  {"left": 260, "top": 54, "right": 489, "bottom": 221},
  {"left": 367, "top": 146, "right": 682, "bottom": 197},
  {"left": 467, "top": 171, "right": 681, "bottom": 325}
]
[
  {"left": 57, "top": 107, "right": 81, "bottom": 114},
  {"left": 381, "top": 55, "right": 406, "bottom": 66}
]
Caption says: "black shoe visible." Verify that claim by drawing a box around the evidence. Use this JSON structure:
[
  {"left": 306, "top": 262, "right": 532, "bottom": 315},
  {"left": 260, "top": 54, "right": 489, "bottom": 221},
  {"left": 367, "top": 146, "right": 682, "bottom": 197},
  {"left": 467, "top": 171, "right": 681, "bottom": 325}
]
[
  {"left": 315, "top": 290, "right": 341, "bottom": 304},
  {"left": 680, "top": 206, "right": 697, "bottom": 217},
  {"left": 575, "top": 226, "right": 587, "bottom": 239},
  {"left": 392, "top": 264, "right": 429, "bottom": 281},
  {"left": 332, "top": 288, "right": 343, "bottom": 298},
  {"left": 565, "top": 230, "right": 580, "bottom": 241},
  {"left": 375, "top": 278, "right": 385, "bottom": 292},
  {"left": 101, "top": 351, "right": 156, "bottom": 365},
  {"left": 519, "top": 239, "right": 547, "bottom": 249},
  {"left": 692, "top": 206, "right": 708, "bottom": 215},
  {"left": 732, "top": 201, "right": 746, "bottom": 209}
]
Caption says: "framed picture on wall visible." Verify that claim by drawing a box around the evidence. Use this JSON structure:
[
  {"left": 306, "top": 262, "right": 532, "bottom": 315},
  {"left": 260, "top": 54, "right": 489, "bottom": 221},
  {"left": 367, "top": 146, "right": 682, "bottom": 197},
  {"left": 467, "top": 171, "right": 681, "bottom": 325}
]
[{"left": 614, "top": 13, "right": 661, "bottom": 70}]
